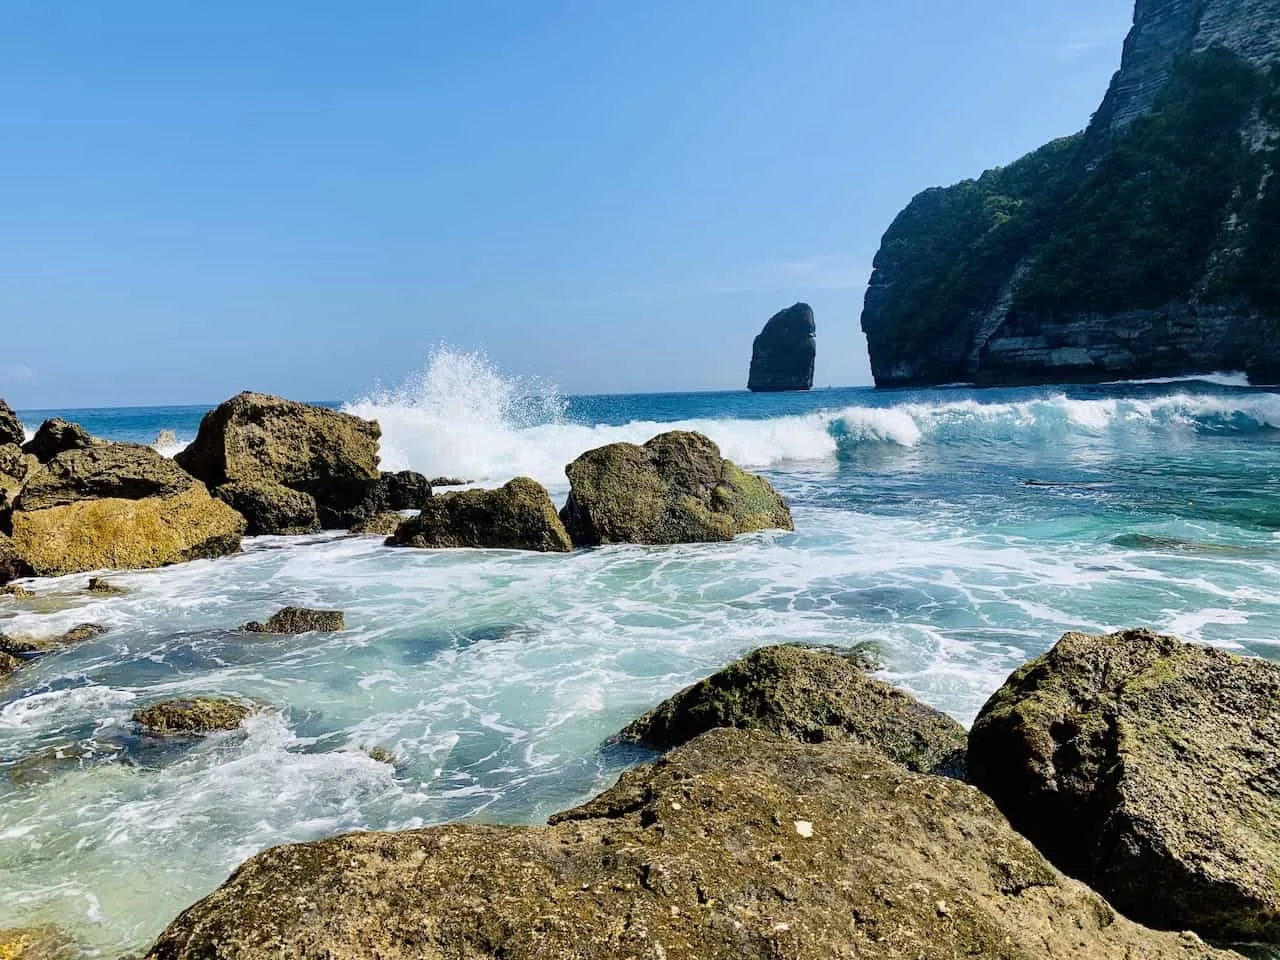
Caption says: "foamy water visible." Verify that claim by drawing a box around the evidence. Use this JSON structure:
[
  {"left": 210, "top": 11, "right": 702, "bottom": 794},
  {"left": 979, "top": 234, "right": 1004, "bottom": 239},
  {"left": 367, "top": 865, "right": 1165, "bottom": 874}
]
[{"left": 5, "top": 348, "right": 1280, "bottom": 953}]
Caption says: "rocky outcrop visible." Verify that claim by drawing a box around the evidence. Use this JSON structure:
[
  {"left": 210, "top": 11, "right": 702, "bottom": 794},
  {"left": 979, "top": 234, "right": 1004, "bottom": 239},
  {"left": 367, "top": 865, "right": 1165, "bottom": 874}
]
[
  {"left": 0, "top": 399, "right": 24, "bottom": 448},
  {"left": 0, "top": 533, "right": 29, "bottom": 585},
  {"left": 145, "top": 728, "right": 1232, "bottom": 960},
  {"left": 560, "top": 431, "right": 793, "bottom": 546},
  {"left": 16, "top": 443, "right": 194, "bottom": 512},
  {"left": 0, "top": 926, "right": 77, "bottom": 959},
  {"left": 0, "top": 623, "right": 106, "bottom": 656},
  {"left": 243, "top": 606, "right": 344, "bottom": 634},
  {"left": 133, "top": 697, "right": 251, "bottom": 735},
  {"left": 214, "top": 480, "right": 319, "bottom": 536},
  {"left": 968, "top": 628, "right": 1280, "bottom": 945},
  {"left": 175, "top": 392, "right": 381, "bottom": 522},
  {"left": 862, "top": 0, "right": 1280, "bottom": 387},
  {"left": 619, "top": 645, "right": 967, "bottom": 776},
  {"left": 0, "top": 444, "right": 37, "bottom": 528},
  {"left": 317, "top": 470, "right": 432, "bottom": 529},
  {"left": 748, "top": 302, "right": 816, "bottom": 392},
  {"left": 10, "top": 484, "right": 244, "bottom": 577},
  {"left": 388, "top": 477, "right": 572, "bottom": 552},
  {"left": 22, "top": 418, "right": 93, "bottom": 463},
  {"left": 0, "top": 650, "right": 21, "bottom": 682}
]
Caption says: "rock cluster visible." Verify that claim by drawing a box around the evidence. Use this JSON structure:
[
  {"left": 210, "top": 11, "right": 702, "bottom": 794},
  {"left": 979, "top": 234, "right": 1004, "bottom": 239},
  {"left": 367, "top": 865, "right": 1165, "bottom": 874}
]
[
  {"left": 748, "top": 302, "right": 816, "bottom": 392},
  {"left": 387, "top": 477, "right": 572, "bottom": 552}
]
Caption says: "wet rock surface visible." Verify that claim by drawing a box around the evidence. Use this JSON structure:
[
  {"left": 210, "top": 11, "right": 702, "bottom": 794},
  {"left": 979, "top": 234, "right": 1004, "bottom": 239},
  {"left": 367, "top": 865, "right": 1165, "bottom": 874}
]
[
  {"left": 243, "top": 606, "right": 345, "bottom": 634},
  {"left": 214, "top": 480, "right": 320, "bottom": 536},
  {"left": 133, "top": 697, "right": 252, "bottom": 735},
  {"left": 388, "top": 477, "right": 571, "bottom": 552}
]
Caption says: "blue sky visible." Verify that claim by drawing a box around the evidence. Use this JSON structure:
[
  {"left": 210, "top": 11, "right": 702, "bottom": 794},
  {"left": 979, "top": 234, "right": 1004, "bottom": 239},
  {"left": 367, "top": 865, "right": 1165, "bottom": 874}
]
[{"left": 0, "top": 1, "right": 1132, "bottom": 407}]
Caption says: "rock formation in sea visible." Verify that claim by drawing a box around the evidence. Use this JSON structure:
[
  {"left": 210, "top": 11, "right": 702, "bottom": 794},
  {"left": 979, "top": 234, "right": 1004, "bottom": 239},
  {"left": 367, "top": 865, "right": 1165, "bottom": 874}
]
[
  {"left": 969, "top": 628, "right": 1280, "bottom": 945},
  {"left": 748, "top": 302, "right": 816, "bottom": 392},
  {"left": 861, "top": 0, "right": 1280, "bottom": 387},
  {"left": 387, "top": 477, "right": 572, "bottom": 552},
  {"left": 144, "top": 725, "right": 1233, "bottom": 959},
  {"left": 242, "top": 606, "right": 345, "bottom": 634},
  {"left": 133, "top": 697, "right": 252, "bottom": 735},
  {"left": 560, "top": 430, "right": 793, "bottom": 546}
]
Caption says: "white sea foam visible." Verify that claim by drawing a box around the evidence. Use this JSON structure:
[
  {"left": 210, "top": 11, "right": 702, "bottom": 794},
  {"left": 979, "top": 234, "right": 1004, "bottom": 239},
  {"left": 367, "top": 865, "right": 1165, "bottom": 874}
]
[{"left": 1103, "top": 371, "right": 1253, "bottom": 388}]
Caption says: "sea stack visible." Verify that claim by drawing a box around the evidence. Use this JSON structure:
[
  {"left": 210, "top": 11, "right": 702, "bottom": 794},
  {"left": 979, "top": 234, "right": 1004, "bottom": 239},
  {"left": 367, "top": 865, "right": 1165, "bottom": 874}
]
[{"left": 747, "top": 302, "right": 815, "bottom": 392}]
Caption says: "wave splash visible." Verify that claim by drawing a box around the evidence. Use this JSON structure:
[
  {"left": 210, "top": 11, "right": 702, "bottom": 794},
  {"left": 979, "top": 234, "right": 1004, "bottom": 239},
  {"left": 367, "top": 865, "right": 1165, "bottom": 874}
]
[{"left": 343, "top": 348, "right": 1280, "bottom": 487}]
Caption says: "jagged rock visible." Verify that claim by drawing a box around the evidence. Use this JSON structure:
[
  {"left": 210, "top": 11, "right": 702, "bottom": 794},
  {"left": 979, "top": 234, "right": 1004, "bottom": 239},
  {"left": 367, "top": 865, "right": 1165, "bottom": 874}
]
[
  {"left": 0, "top": 623, "right": 107, "bottom": 656},
  {"left": 619, "top": 644, "right": 966, "bottom": 776},
  {"left": 16, "top": 443, "right": 195, "bottom": 512},
  {"left": 560, "top": 431, "right": 793, "bottom": 546},
  {"left": 86, "top": 577, "right": 125, "bottom": 595},
  {"left": 969, "top": 628, "right": 1280, "bottom": 945},
  {"left": 0, "top": 533, "right": 31, "bottom": 585},
  {"left": 0, "top": 399, "right": 24, "bottom": 448},
  {"left": 318, "top": 470, "right": 432, "bottom": 529},
  {"left": 21, "top": 418, "right": 94, "bottom": 463},
  {"left": 862, "top": 1, "right": 1280, "bottom": 387},
  {"left": 144, "top": 728, "right": 1233, "bottom": 960},
  {"left": 429, "top": 476, "right": 468, "bottom": 487},
  {"left": 387, "top": 477, "right": 571, "bottom": 552},
  {"left": 349, "top": 512, "right": 406, "bottom": 536},
  {"left": 243, "top": 606, "right": 345, "bottom": 634},
  {"left": 0, "top": 926, "right": 78, "bottom": 959},
  {"left": 0, "top": 443, "right": 37, "bottom": 510},
  {"left": 10, "top": 484, "right": 245, "bottom": 577},
  {"left": 175, "top": 392, "right": 381, "bottom": 519},
  {"left": 214, "top": 480, "right": 320, "bottom": 536},
  {"left": 748, "top": 302, "right": 816, "bottom": 392},
  {"left": 0, "top": 650, "right": 20, "bottom": 681},
  {"left": 133, "top": 697, "right": 251, "bottom": 735}
]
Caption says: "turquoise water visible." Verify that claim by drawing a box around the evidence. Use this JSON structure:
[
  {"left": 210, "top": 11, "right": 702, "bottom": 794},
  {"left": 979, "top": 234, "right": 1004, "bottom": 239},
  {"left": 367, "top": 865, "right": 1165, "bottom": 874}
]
[{"left": 4, "top": 351, "right": 1280, "bottom": 953}]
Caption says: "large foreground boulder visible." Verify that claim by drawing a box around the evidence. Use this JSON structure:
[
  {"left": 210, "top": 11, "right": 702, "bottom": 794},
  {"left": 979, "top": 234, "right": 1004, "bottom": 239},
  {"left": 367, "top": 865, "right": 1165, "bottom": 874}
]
[
  {"left": 619, "top": 644, "right": 967, "bottom": 776},
  {"left": 10, "top": 485, "right": 245, "bottom": 576},
  {"left": 21, "top": 418, "right": 94, "bottom": 463},
  {"left": 175, "top": 392, "right": 381, "bottom": 518},
  {"left": 16, "top": 443, "right": 195, "bottom": 511},
  {"left": 0, "top": 399, "right": 24, "bottom": 447},
  {"left": 214, "top": 480, "right": 320, "bottom": 536},
  {"left": 560, "top": 431, "right": 793, "bottom": 546},
  {"left": 748, "top": 302, "right": 817, "bottom": 392},
  {"left": 146, "top": 728, "right": 1230, "bottom": 960},
  {"left": 969, "top": 628, "right": 1280, "bottom": 945},
  {"left": 388, "top": 477, "right": 571, "bottom": 552}
]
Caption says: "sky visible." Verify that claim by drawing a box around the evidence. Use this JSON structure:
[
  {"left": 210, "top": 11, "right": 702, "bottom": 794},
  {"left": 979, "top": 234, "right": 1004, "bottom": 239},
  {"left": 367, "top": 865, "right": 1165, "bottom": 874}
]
[{"left": 0, "top": 1, "right": 1133, "bottom": 408}]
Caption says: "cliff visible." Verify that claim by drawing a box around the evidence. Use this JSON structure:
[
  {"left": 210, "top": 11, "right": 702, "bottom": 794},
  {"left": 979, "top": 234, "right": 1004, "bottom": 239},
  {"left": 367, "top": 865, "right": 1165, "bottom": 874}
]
[
  {"left": 748, "top": 302, "right": 816, "bottom": 392},
  {"left": 861, "top": 0, "right": 1280, "bottom": 387}
]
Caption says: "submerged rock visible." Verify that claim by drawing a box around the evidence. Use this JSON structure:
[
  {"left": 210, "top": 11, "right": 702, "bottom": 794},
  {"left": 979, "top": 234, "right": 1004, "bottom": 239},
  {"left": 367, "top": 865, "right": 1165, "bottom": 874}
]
[
  {"left": 0, "top": 650, "right": 20, "bottom": 681},
  {"left": 86, "top": 577, "right": 125, "bottom": 595},
  {"left": 619, "top": 644, "right": 966, "bottom": 776},
  {"left": 214, "top": 480, "right": 320, "bottom": 536},
  {"left": 0, "top": 926, "right": 78, "bottom": 959},
  {"left": 560, "top": 431, "right": 793, "bottom": 546},
  {"left": 748, "top": 302, "right": 817, "bottom": 392},
  {"left": 243, "top": 606, "right": 345, "bottom": 634},
  {"left": 0, "top": 584, "right": 32, "bottom": 599},
  {"left": 21, "top": 418, "right": 94, "bottom": 463},
  {"left": 969, "top": 628, "right": 1280, "bottom": 945},
  {"left": 10, "top": 484, "right": 245, "bottom": 577},
  {"left": 0, "top": 623, "right": 107, "bottom": 656},
  {"left": 133, "top": 697, "right": 251, "bottom": 735},
  {"left": 388, "top": 477, "right": 571, "bottom": 552},
  {"left": 0, "top": 399, "right": 24, "bottom": 448},
  {"left": 16, "top": 443, "right": 195, "bottom": 512},
  {"left": 175, "top": 392, "right": 380, "bottom": 520},
  {"left": 145, "top": 728, "right": 1232, "bottom": 960}
]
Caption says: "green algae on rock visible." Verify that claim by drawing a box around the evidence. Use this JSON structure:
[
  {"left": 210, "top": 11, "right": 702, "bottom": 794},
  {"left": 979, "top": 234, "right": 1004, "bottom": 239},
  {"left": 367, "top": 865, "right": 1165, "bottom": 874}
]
[
  {"left": 0, "top": 926, "right": 79, "bottom": 960},
  {"left": 969, "top": 628, "right": 1280, "bottom": 946},
  {"left": 243, "top": 606, "right": 345, "bottom": 634},
  {"left": 560, "top": 430, "right": 793, "bottom": 546},
  {"left": 388, "top": 476, "right": 572, "bottom": 552},
  {"left": 619, "top": 644, "right": 966, "bottom": 776},
  {"left": 132, "top": 697, "right": 252, "bottom": 735},
  {"left": 144, "top": 728, "right": 1233, "bottom": 960},
  {"left": 0, "top": 623, "right": 106, "bottom": 656}
]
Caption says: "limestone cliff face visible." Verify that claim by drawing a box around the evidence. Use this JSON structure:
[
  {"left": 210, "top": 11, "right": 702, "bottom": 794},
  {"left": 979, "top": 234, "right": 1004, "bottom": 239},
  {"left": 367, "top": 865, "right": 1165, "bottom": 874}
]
[{"left": 862, "top": 0, "right": 1280, "bottom": 387}]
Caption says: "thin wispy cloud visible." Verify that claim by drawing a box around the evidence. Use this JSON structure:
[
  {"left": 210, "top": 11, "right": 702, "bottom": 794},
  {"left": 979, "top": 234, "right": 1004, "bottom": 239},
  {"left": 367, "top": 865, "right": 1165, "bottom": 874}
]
[{"left": 1018, "top": 19, "right": 1129, "bottom": 61}]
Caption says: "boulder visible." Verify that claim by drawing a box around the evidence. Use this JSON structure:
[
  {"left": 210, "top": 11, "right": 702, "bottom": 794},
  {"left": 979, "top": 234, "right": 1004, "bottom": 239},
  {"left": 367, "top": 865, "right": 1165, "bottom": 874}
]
[
  {"left": 619, "top": 644, "right": 967, "bottom": 777},
  {"left": 0, "top": 533, "right": 31, "bottom": 585},
  {"left": 560, "top": 431, "right": 793, "bottom": 546},
  {"left": 429, "top": 476, "right": 468, "bottom": 488},
  {"left": 21, "top": 418, "right": 94, "bottom": 463},
  {"left": 349, "top": 512, "right": 406, "bottom": 536},
  {"left": 0, "top": 650, "right": 20, "bottom": 681},
  {"left": 16, "top": 443, "right": 195, "bottom": 512},
  {"left": 214, "top": 480, "right": 320, "bottom": 536},
  {"left": 243, "top": 606, "right": 344, "bottom": 634},
  {"left": 86, "top": 577, "right": 125, "bottom": 595},
  {"left": 748, "top": 302, "right": 817, "bottom": 392},
  {"left": 145, "top": 728, "right": 1232, "bottom": 960},
  {"left": 175, "top": 392, "right": 380, "bottom": 518},
  {"left": 318, "top": 470, "right": 432, "bottom": 529},
  {"left": 133, "top": 697, "right": 251, "bottom": 735},
  {"left": 0, "top": 443, "right": 37, "bottom": 505},
  {"left": 0, "top": 623, "right": 106, "bottom": 656},
  {"left": 387, "top": 477, "right": 571, "bottom": 552},
  {"left": 968, "top": 628, "right": 1280, "bottom": 945},
  {"left": 0, "top": 398, "right": 24, "bottom": 447},
  {"left": 10, "top": 484, "right": 245, "bottom": 577}
]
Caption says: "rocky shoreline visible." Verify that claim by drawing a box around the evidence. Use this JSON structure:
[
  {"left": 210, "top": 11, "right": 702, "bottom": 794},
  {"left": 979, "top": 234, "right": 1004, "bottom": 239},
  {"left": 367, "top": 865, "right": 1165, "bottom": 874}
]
[{"left": 1, "top": 394, "right": 1278, "bottom": 957}]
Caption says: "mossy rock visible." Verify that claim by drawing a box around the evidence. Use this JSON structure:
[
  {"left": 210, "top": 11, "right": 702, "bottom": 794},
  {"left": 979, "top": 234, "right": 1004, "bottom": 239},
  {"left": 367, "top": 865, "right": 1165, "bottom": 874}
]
[
  {"left": 21, "top": 418, "right": 93, "bottom": 463},
  {"left": 243, "top": 606, "right": 345, "bottom": 634},
  {"left": 0, "top": 927, "right": 78, "bottom": 960},
  {"left": 133, "top": 697, "right": 251, "bottom": 735},
  {"left": 969, "top": 628, "right": 1280, "bottom": 945},
  {"left": 560, "top": 431, "right": 793, "bottom": 546},
  {"left": 144, "top": 728, "right": 1234, "bottom": 960},
  {"left": 0, "top": 533, "right": 31, "bottom": 585},
  {"left": 349, "top": 512, "right": 406, "bottom": 536},
  {"left": 0, "top": 623, "right": 106, "bottom": 656},
  {"left": 214, "top": 480, "right": 320, "bottom": 536},
  {"left": 0, "top": 444, "right": 38, "bottom": 522},
  {"left": 619, "top": 644, "right": 966, "bottom": 776},
  {"left": 16, "top": 442, "right": 195, "bottom": 512},
  {"left": 0, "top": 650, "right": 21, "bottom": 682},
  {"left": 86, "top": 577, "right": 126, "bottom": 595},
  {"left": 10, "top": 484, "right": 245, "bottom": 577},
  {"left": 388, "top": 477, "right": 571, "bottom": 552}
]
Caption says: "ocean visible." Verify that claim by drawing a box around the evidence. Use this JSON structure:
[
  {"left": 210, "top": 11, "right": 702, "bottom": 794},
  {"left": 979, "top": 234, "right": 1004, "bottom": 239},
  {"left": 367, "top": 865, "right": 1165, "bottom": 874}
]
[{"left": 4, "top": 348, "right": 1280, "bottom": 953}]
